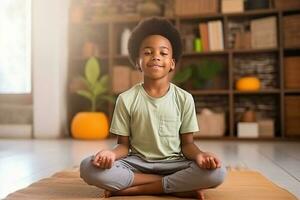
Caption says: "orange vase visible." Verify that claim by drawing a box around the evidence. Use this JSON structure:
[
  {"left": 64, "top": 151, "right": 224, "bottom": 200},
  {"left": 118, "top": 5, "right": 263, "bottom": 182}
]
[{"left": 71, "top": 112, "right": 109, "bottom": 140}]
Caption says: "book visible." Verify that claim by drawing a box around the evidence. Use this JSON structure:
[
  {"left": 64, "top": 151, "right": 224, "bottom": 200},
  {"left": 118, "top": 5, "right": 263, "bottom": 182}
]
[
  {"left": 251, "top": 16, "right": 277, "bottom": 49},
  {"left": 208, "top": 20, "right": 224, "bottom": 51},
  {"left": 199, "top": 23, "right": 210, "bottom": 51}
]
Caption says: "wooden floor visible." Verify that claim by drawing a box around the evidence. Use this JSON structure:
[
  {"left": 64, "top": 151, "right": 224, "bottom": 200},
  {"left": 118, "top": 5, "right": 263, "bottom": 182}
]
[{"left": 0, "top": 138, "right": 299, "bottom": 199}]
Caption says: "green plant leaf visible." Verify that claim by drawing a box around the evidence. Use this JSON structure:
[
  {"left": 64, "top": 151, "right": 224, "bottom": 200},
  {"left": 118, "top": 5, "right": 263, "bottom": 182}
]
[
  {"left": 98, "top": 95, "right": 116, "bottom": 104},
  {"left": 85, "top": 57, "right": 100, "bottom": 85},
  {"left": 99, "top": 74, "right": 109, "bottom": 88},
  {"left": 76, "top": 90, "right": 94, "bottom": 101},
  {"left": 173, "top": 67, "right": 192, "bottom": 84},
  {"left": 80, "top": 76, "right": 92, "bottom": 91},
  {"left": 93, "top": 80, "right": 107, "bottom": 96}
]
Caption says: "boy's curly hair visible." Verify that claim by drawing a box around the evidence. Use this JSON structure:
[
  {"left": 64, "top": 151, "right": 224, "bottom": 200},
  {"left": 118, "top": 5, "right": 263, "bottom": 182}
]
[{"left": 128, "top": 17, "right": 183, "bottom": 66}]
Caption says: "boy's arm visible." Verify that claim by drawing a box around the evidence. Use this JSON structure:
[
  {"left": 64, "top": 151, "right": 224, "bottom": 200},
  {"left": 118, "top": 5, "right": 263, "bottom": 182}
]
[
  {"left": 111, "top": 135, "right": 130, "bottom": 160},
  {"left": 180, "top": 133, "right": 221, "bottom": 169},
  {"left": 92, "top": 135, "right": 129, "bottom": 169},
  {"left": 180, "top": 132, "right": 203, "bottom": 160}
]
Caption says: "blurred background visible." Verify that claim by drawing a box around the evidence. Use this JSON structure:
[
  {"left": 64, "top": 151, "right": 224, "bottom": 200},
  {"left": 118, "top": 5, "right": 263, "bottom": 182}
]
[{"left": 0, "top": 0, "right": 300, "bottom": 140}]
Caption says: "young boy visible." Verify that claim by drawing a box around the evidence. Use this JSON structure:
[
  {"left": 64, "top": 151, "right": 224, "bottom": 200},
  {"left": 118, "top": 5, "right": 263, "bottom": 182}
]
[{"left": 80, "top": 17, "right": 226, "bottom": 199}]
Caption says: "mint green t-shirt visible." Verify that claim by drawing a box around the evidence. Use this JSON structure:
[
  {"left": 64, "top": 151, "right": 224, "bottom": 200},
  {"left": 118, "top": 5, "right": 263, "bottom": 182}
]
[{"left": 110, "top": 83, "right": 199, "bottom": 161}]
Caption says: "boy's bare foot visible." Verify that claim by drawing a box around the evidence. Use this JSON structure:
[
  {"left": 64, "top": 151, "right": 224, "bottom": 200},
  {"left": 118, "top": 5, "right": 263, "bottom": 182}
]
[
  {"left": 172, "top": 189, "right": 205, "bottom": 200},
  {"left": 104, "top": 190, "right": 112, "bottom": 198}
]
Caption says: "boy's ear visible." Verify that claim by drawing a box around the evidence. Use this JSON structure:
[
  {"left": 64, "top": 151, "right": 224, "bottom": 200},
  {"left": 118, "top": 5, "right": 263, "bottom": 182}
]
[
  {"left": 170, "top": 59, "right": 175, "bottom": 72},
  {"left": 135, "top": 60, "right": 142, "bottom": 72}
]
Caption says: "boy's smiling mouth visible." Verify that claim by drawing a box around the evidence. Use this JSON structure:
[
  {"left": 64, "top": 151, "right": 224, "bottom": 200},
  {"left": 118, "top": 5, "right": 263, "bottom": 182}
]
[{"left": 147, "top": 63, "right": 163, "bottom": 68}]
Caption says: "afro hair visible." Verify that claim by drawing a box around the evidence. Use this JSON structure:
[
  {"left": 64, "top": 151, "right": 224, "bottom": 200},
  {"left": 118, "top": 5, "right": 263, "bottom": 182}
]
[{"left": 128, "top": 17, "right": 183, "bottom": 66}]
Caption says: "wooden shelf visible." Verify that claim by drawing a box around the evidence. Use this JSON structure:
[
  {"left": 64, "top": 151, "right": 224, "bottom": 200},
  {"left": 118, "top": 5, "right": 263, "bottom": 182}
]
[
  {"left": 233, "top": 90, "right": 280, "bottom": 94},
  {"left": 68, "top": 2, "right": 300, "bottom": 139},
  {"left": 231, "top": 48, "right": 279, "bottom": 54},
  {"left": 71, "top": 55, "right": 109, "bottom": 62},
  {"left": 113, "top": 55, "right": 129, "bottom": 59},
  {"left": 182, "top": 50, "right": 228, "bottom": 57},
  {"left": 190, "top": 90, "right": 229, "bottom": 95},
  {"left": 284, "top": 89, "right": 300, "bottom": 94},
  {"left": 284, "top": 46, "right": 300, "bottom": 51}
]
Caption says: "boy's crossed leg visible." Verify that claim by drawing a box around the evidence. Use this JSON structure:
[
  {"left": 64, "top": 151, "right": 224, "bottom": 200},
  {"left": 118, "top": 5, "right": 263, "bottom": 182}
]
[{"left": 105, "top": 172, "right": 205, "bottom": 200}]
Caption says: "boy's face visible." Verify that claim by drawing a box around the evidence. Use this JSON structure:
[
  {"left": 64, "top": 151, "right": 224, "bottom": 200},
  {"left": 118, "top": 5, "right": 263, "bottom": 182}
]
[{"left": 138, "top": 35, "right": 175, "bottom": 81}]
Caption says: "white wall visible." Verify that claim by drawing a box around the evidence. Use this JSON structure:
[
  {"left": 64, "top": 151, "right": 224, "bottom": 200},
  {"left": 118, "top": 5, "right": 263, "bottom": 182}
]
[{"left": 32, "top": 0, "right": 70, "bottom": 138}]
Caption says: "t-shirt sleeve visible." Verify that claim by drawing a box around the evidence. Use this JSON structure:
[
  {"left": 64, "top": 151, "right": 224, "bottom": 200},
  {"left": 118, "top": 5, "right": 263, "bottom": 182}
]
[
  {"left": 179, "top": 94, "right": 199, "bottom": 134},
  {"left": 109, "top": 96, "right": 130, "bottom": 136}
]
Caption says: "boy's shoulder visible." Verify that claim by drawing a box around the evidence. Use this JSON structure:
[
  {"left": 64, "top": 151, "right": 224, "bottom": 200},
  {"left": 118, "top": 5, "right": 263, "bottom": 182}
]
[
  {"left": 118, "top": 83, "right": 142, "bottom": 101},
  {"left": 171, "top": 83, "right": 193, "bottom": 101}
]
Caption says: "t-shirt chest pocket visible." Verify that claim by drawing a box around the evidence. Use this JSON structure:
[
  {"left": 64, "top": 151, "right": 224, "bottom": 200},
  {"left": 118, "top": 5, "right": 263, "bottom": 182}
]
[{"left": 159, "top": 115, "right": 180, "bottom": 137}]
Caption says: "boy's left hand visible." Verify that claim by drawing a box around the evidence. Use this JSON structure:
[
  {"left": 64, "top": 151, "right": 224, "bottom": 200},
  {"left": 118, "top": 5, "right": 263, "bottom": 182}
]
[{"left": 195, "top": 152, "right": 221, "bottom": 169}]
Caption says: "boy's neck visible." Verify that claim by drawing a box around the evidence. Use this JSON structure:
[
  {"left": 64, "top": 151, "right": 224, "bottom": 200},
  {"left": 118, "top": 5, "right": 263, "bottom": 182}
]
[{"left": 142, "top": 78, "right": 170, "bottom": 98}]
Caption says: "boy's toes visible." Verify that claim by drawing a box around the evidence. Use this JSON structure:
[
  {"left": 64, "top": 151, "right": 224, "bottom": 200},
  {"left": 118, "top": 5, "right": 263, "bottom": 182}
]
[
  {"left": 105, "top": 190, "right": 112, "bottom": 198},
  {"left": 196, "top": 189, "right": 205, "bottom": 200}
]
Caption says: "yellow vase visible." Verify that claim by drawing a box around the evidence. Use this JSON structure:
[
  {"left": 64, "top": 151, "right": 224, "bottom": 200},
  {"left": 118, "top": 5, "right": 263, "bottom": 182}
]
[
  {"left": 236, "top": 76, "right": 261, "bottom": 91},
  {"left": 71, "top": 112, "right": 109, "bottom": 140}
]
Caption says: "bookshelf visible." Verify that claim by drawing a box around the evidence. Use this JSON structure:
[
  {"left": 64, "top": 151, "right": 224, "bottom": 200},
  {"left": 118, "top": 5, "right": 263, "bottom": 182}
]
[{"left": 67, "top": 0, "right": 300, "bottom": 140}]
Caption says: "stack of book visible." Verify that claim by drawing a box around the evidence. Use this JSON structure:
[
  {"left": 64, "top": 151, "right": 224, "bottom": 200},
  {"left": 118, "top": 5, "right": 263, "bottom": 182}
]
[{"left": 199, "top": 20, "right": 224, "bottom": 51}]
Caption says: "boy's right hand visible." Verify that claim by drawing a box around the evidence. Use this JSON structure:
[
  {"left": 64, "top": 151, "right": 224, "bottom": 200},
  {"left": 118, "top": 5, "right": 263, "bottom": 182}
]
[{"left": 92, "top": 150, "right": 116, "bottom": 169}]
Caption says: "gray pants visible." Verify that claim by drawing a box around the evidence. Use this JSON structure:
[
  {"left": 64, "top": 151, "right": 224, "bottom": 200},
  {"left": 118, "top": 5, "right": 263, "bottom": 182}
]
[{"left": 80, "top": 155, "right": 226, "bottom": 193}]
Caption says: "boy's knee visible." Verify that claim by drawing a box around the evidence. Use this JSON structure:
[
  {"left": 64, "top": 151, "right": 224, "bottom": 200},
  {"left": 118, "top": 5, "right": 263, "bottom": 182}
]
[
  {"left": 208, "top": 165, "right": 227, "bottom": 187},
  {"left": 80, "top": 156, "right": 94, "bottom": 184},
  {"left": 80, "top": 156, "right": 132, "bottom": 191},
  {"left": 192, "top": 163, "right": 227, "bottom": 188}
]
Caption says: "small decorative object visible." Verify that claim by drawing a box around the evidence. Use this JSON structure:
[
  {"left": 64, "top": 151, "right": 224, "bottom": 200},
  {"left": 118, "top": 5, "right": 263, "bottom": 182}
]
[
  {"left": 236, "top": 76, "right": 261, "bottom": 91},
  {"left": 71, "top": 57, "right": 115, "bottom": 140},
  {"left": 238, "top": 122, "right": 259, "bottom": 138},
  {"left": 194, "top": 38, "right": 202, "bottom": 52},
  {"left": 120, "top": 28, "right": 131, "bottom": 55},
  {"left": 241, "top": 106, "right": 256, "bottom": 122},
  {"left": 137, "top": 0, "right": 162, "bottom": 16}
]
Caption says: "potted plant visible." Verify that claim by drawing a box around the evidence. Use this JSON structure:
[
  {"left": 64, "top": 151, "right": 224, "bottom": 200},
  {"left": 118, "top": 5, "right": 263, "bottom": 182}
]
[
  {"left": 71, "top": 57, "right": 115, "bottom": 139},
  {"left": 173, "top": 59, "right": 223, "bottom": 89}
]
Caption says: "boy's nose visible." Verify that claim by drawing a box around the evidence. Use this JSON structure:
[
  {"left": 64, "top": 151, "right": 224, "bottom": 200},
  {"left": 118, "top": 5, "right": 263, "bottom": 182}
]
[{"left": 152, "top": 56, "right": 160, "bottom": 61}]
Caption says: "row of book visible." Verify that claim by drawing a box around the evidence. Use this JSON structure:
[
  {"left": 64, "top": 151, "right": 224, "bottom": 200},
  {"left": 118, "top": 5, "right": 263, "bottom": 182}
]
[
  {"left": 199, "top": 20, "right": 224, "bottom": 51},
  {"left": 183, "top": 16, "right": 277, "bottom": 53}
]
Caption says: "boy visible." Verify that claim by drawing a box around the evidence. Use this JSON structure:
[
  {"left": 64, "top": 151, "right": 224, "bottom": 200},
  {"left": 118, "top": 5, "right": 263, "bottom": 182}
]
[{"left": 80, "top": 17, "right": 226, "bottom": 199}]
